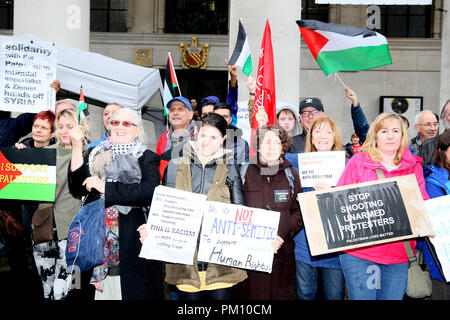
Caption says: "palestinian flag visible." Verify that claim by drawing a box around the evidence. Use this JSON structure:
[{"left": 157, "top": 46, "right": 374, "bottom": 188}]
[
  {"left": 0, "top": 148, "right": 56, "bottom": 202},
  {"left": 78, "top": 86, "right": 89, "bottom": 121},
  {"left": 297, "top": 20, "right": 392, "bottom": 76},
  {"left": 163, "top": 53, "right": 181, "bottom": 117},
  {"left": 228, "top": 19, "right": 253, "bottom": 76}
]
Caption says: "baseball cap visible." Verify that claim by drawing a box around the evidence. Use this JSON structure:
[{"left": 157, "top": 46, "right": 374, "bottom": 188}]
[
  {"left": 166, "top": 96, "right": 192, "bottom": 111},
  {"left": 200, "top": 95, "right": 220, "bottom": 106},
  {"left": 299, "top": 97, "right": 324, "bottom": 113}
]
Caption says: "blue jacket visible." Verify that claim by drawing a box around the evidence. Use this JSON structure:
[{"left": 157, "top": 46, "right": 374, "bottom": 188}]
[
  {"left": 416, "top": 164, "right": 450, "bottom": 282},
  {"left": 0, "top": 113, "right": 36, "bottom": 147}
]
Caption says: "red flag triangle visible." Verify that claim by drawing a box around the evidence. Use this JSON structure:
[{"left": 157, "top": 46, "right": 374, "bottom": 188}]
[{"left": 0, "top": 151, "right": 23, "bottom": 192}]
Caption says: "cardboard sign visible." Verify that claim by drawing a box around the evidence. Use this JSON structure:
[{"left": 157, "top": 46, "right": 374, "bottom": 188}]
[
  {"left": 139, "top": 185, "right": 206, "bottom": 265},
  {"left": 424, "top": 195, "right": 450, "bottom": 282},
  {"left": 297, "top": 174, "right": 434, "bottom": 256},
  {"left": 297, "top": 151, "right": 346, "bottom": 188},
  {"left": 197, "top": 201, "right": 280, "bottom": 273},
  {"left": 0, "top": 148, "right": 56, "bottom": 201},
  {"left": 0, "top": 37, "right": 57, "bottom": 113}
]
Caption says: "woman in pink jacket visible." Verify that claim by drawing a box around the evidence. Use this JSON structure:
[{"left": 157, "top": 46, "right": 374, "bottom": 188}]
[{"left": 336, "top": 112, "right": 429, "bottom": 300}]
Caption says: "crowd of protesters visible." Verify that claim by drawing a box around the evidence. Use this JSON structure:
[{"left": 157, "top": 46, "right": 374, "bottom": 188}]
[{"left": 0, "top": 66, "right": 449, "bottom": 302}]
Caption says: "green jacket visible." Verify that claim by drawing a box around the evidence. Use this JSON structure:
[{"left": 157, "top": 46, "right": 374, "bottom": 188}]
[{"left": 164, "top": 143, "right": 247, "bottom": 288}]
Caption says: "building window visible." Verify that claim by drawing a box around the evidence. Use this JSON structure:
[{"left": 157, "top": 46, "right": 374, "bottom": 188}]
[
  {"left": 301, "top": 0, "right": 329, "bottom": 22},
  {"left": 0, "top": 0, "right": 13, "bottom": 29},
  {"left": 376, "top": 5, "right": 432, "bottom": 38},
  {"left": 165, "top": 0, "right": 228, "bottom": 35},
  {"left": 91, "top": 0, "right": 127, "bottom": 32}
]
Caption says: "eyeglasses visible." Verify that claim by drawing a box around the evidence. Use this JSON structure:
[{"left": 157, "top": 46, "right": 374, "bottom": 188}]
[
  {"left": 300, "top": 110, "right": 321, "bottom": 117},
  {"left": 110, "top": 120, "right": 137, "bottom": 127},
  {"left": 419, "top": 122, "right": 439, "bottom": 128}
]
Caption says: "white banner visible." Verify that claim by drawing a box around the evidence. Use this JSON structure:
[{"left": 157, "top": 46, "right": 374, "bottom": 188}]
[
  {"left": 139, "top": 186, "right": 206, "bottom": 265},
  {"left": 297, "top": 151, "right": 346, "bottom": 188},
  {"left": 314, "top": 1, "right": 431, "bottom": 4},
  {"left": 424, "top": 195, "right": 450, "bottom": 282},
  {"left": 198, "top": 201, "right": 280, "bottom": 273},
  {"left": 0, "top": 37, "right": 57, "bottom": 113}
]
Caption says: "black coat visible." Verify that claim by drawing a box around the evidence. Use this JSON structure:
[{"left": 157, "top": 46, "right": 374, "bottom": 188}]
[{"left": 68, "top": 148, "right": 164, "bottom": 300}]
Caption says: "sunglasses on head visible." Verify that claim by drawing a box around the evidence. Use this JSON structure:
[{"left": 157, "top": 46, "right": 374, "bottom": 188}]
[{"left": 110, "top": 120, "right": 137, "bottom": 127}]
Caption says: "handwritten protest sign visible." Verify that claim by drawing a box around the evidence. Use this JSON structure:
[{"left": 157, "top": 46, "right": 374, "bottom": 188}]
[
  {"left": 198, "top": 201, "right": 280, "bottom": 273},
  {"left": 297, "top": 174, "right": 434, "bottom": 255},
  {"left": 139, "top": 185, "right": 206, "bottom": 265},
  {"left": 0, "top": 37, "right": 57, "bottom": 113},
  {"left": 0, "top": 148, "right": 56, "bottom": 201},
  {"left": 424, "top": 195, "right": 450, "bottom": 281},
  {"left": 297, "top": 151, "right": 346, "bottom": 188}
]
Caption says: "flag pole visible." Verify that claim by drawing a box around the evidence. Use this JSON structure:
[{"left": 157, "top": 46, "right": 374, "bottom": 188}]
[
  {"left": 168, "top": 52, "right": 182, "bottom": 97},
  {"left": 334, "top": 72, "right": 347, "bottom": 88}
]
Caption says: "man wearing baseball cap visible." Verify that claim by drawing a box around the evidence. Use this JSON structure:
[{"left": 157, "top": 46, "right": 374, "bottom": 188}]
[
  {"left": 290, "top": 87, "right": 369, "bottom": 153},
  {"left": 156, "top": 96, "right": 196, "bottom": 179}
]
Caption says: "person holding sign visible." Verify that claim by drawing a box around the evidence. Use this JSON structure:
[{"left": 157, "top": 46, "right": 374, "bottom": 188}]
[
  {"left": 233, "top": 125, "right": 303, "bottom": 300},
  {"left": 294, "top": 116, "right": 347, "bottom": 300},
  {"left": 69, "top": 108, "right": 163, "bottom": 300},
  {"left": 336, "top": 113, "right": 429, "bottom": 300},
  {"left": 32, "top": 107, "right": 90, "bottom": 300},
  {"left": 139, "top": 113, "right": 247, "bottom": 300},
  {"left": 418, "top": 129, "right": 450, "bottom": 298}
]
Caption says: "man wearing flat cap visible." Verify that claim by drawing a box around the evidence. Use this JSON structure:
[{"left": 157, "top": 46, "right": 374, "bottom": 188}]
[{"left": 290, "top": 87, "right": 369, "bottom": 154}]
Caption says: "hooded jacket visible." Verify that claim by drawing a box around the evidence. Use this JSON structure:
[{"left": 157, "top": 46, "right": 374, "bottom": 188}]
[
  {"left": 276, "top": 105, "right": 301, "bottom": 137},
  {"left": 336, "top": 148, "right": 429, "bottom": 264}
]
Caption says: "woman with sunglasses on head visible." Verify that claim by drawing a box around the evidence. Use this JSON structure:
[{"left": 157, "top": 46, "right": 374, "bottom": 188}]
[
  {"left": 416, "top": 129, "right": 450, "bottom": 299},
  {"left": 68, "top": 107, "right": 163, "bottom": 300}
]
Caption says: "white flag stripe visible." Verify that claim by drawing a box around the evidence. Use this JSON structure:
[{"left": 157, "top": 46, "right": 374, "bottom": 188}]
[
  {"left": 234, "top": 38, "right": 251, "bottom": 68},
  {"left": 317, "top": 30, "right": 388, "bottom": 52},
  {"left": 14, "top": 165, "right": 57, "bottom": 184}
]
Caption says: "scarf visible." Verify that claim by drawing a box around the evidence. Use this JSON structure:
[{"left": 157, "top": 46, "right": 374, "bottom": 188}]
[
  {"left": 164, "top": 120, "right": 196, "bottom": 152},
  {"left": 89, "top": 137, "right": 147, "bottom": 291}
]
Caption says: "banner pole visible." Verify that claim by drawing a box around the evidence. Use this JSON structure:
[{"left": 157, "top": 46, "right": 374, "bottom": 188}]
[{"left": 334, "top": 72, "right": 347, "bottom": 88}]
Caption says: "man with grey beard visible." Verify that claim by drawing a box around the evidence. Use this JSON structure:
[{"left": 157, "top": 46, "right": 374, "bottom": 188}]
[{"left": 419, "top": 99, "right": 450, "bottom": 167}]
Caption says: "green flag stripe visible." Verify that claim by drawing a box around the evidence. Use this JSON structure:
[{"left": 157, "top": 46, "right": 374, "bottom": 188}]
[
  {"left": 317, "top": 44, "right": 392, "bottom": 76},
  {"left": 242, "top": 55, "right": 253, "bottom": 76},
  {"left": 0, "top": 182, "right": 56, "bottom": 202}
]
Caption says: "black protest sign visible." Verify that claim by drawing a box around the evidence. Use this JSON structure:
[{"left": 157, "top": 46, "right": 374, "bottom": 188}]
[
  {"left": 297, "top": 175, "right": 435, "bottom": 256},
  {"left": 316, "top": 181, "right": 412, "bottom": 250}
]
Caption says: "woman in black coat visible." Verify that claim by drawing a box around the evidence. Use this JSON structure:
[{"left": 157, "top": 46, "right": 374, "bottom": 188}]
[{"left": 68, "top": 107, "right": 163, "bottom": 300}]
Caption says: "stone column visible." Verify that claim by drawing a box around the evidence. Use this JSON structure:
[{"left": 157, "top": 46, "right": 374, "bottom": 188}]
[
  {"left": 13, "top": 0, "right": 90, "bottom": 51},
  {"left": 439, "top": 1, "right": 450, "bottom": 107},
  {"left": 229, "top": 0, "right": 301, "bottom": 108}
]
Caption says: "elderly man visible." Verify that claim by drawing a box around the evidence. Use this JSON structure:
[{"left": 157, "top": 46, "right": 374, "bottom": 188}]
[
  {"left": 409, "top": 110, "right": 439, "bottom": 156},
  {"left": 420, "top": 100, "right": 450, "bottom": 166},
  {"left": 89, "top": 103, "right": 123, "bottom": 147},
  {"left": 290, "top": 87, "right": 369, "bottom": 154},
  {"left": 156, "top": 96, "right": 195, "bottom": 179}
]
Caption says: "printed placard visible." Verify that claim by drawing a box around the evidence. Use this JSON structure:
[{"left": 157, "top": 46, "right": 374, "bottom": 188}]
[
  {"left": 424, "top": 195, "right": 450, "bottom": 282},
  {"left": 0, "top": 148, "right": 56, "bottom": 201},
  {"left": 197, "top": 201, "right": 280, "bottom": 273},
  {"left": 139, "top": 185, "right": 206, "bottom": 265},
  {"left": 0, "top": 37, "right": 57, "bottom": 113},
  {"left": 297, "top": 151, "right": 346, "bottom": 188},
  {"left": 297, "top": 174, "right": 435, "bottom": 255}
]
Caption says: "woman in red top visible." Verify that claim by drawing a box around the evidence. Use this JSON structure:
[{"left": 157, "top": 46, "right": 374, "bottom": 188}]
[{"left": 336, "top": 113, "right": 429, "bottom": 300}]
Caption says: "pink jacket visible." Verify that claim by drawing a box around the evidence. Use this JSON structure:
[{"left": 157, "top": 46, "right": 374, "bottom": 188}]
[{"left": 336, "top": 148, "right": 429, "bottom": 264}]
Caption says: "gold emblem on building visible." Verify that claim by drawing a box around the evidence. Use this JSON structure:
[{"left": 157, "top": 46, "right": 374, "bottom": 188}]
[
  {"left": 134, "top": 49, "right": 153, "bottom": 67},
  {"left": 180, "top": 36, "right": 209, "bottom": 69}
]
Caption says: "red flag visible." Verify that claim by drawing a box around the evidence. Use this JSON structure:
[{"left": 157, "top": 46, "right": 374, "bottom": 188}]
[{"left": 250, "top": 19, "right": 276, "bottom": 158}]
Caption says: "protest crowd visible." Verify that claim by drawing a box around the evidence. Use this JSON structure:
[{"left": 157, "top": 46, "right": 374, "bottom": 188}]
[{"left": 1, "top": 20, "right": 450, "bottom": 303}]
